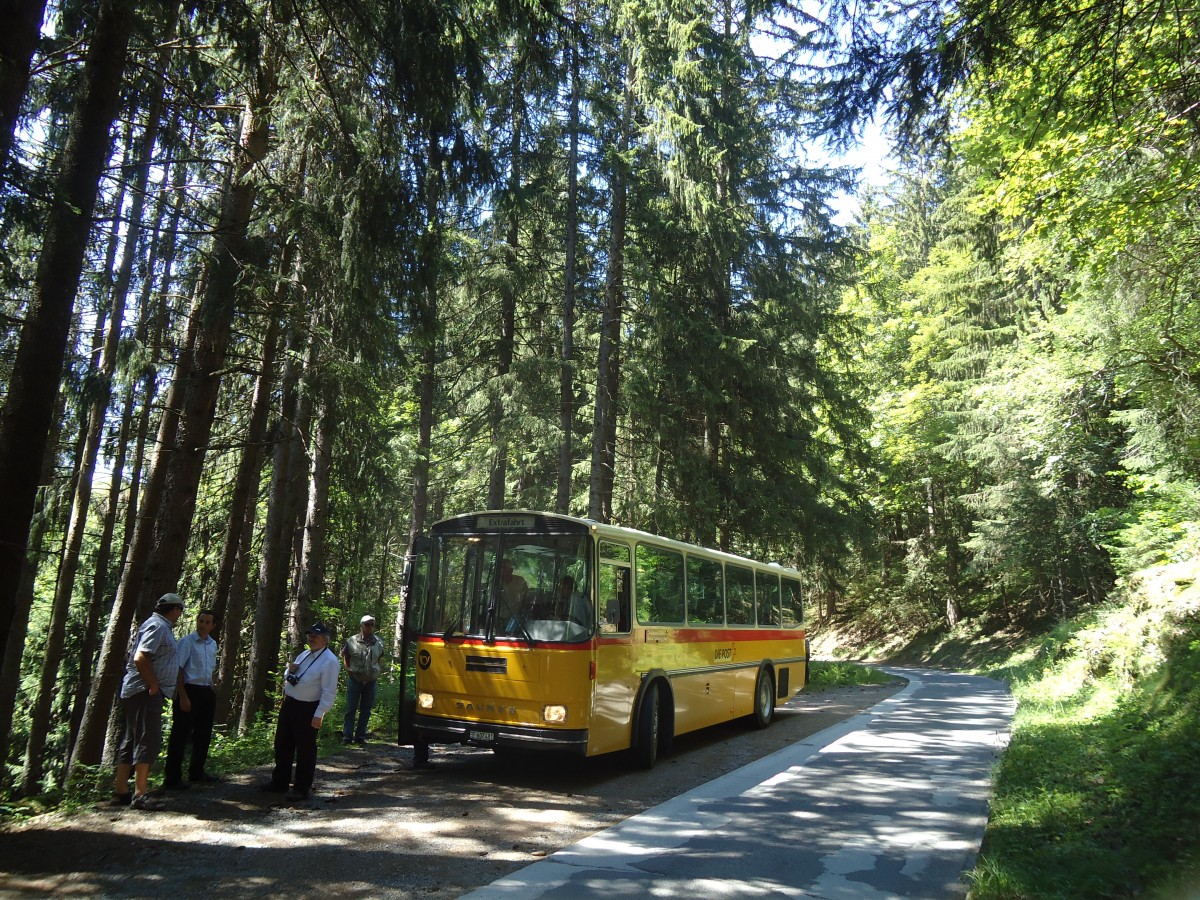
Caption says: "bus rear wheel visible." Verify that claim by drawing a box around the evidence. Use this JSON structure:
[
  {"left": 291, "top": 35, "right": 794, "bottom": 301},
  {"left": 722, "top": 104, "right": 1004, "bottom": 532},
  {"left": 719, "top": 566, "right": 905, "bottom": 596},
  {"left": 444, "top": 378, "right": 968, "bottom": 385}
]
[
  {"left": 634, "top": 682, "right": 660, "bottom": 769},
  {"left": 752, "top": 667, "right": 775, "bottom": 729}
]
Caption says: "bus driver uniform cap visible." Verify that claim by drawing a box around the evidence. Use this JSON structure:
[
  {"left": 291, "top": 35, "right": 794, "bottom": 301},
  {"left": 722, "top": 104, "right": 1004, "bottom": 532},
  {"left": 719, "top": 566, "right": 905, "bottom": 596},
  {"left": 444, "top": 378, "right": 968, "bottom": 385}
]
[
  {"left": 360, "top": 615, "right": 375, "bottom": 624},
  {"left": 307, "top": 622, "right": 332, "bottom": 636}
]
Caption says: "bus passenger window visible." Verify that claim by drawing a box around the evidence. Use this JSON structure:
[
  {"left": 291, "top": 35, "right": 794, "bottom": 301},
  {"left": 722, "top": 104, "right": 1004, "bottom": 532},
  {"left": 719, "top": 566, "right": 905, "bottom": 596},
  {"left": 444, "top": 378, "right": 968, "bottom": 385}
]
[
  {"left": 636, "top": 544, "right": 684, "bottom": 624},
  {"left": 600, "top": 563, "right": 631, "bottom": 633},
  {"left": 756, "top": 572, "right": 781, "bottom": 627},
  {"left": 687, "top": 555, "right": 724, "bottom": 625},
  {"left": 781, "top": 578, "right": 803, "bottom": 627},
  {"left": 725, "top": 565, "right": 754, "bottom": 626}
]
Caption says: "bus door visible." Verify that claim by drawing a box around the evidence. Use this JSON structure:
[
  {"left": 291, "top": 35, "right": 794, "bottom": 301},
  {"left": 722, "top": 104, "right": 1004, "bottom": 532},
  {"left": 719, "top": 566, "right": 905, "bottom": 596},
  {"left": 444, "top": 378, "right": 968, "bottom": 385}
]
[
  {"left": 590, "top": 540, "right": 636, "bottom": 755},
  {"left": 398, "top": 536, "right": 432, "bottom": 746}
]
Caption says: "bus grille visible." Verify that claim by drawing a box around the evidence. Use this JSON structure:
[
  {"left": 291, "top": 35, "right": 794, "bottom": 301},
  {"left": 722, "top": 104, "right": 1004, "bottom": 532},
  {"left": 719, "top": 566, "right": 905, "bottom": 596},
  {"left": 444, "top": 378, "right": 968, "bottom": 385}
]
[{"left": 465, "top": 655, "right": 508, "bottom": 674}]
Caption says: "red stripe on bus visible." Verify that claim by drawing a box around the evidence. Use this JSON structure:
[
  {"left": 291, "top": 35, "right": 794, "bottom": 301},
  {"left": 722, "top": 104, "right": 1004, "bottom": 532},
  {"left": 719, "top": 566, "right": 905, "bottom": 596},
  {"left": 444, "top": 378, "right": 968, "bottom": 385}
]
[{"left": 421, "top": 627, "right": 804, "bottom": 650}]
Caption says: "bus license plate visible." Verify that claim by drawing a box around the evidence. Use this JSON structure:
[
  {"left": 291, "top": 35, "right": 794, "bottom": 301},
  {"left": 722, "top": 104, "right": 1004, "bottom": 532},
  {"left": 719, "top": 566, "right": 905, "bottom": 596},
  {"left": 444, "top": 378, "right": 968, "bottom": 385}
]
[{"left": 469, "top": 730, "right": 494, "bottom": 742}]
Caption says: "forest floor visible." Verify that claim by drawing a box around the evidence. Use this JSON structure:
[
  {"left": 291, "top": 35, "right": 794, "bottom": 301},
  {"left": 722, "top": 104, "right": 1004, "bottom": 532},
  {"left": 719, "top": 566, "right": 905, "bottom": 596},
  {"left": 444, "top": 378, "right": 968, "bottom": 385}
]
[{"left": 0, "top": 681, "right": 899, "bottom": 898}]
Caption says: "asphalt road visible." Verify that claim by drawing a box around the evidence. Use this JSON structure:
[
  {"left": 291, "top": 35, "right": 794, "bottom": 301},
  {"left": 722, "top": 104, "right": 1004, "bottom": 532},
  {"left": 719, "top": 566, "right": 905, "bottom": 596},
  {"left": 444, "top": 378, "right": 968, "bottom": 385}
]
[{"left": 464, "top": 667, "right": 1015, "bottom": 899}]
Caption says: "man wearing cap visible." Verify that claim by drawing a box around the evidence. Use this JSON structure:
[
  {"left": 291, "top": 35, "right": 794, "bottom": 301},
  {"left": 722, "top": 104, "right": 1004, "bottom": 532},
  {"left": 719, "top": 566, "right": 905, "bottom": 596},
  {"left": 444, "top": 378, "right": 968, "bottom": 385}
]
[
  {"left": 261, "top": 622, "right": 340, "bottom": 801},
  {"left": 163, "top": 608, "right": 219, "bottom": 789},
  {"left": 113, "top": 592, "right": 185, "bottom": 810},
  {"left": 341, "top": 614, "right": 385, "bottom": 746}
]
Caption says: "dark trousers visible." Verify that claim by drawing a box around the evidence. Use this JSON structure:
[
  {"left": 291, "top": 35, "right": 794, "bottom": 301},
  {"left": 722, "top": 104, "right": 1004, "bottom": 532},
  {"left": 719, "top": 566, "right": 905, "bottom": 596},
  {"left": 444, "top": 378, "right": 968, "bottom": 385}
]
[
  {"left": 271, "top": 696, "right": 320, "bottom": 792},
  {"left": 164, "top": 684, "right": 216, "bottom": 783},
  {"left": 343, "top": 676, "right": 377, "bottom": 741}
]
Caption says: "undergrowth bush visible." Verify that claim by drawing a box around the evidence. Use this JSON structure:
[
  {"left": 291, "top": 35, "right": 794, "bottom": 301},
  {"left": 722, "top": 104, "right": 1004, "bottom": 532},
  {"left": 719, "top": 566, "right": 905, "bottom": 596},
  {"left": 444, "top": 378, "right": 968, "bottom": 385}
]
[{"left": 969, "top": 563, "right": 1200, "bottom": 898}]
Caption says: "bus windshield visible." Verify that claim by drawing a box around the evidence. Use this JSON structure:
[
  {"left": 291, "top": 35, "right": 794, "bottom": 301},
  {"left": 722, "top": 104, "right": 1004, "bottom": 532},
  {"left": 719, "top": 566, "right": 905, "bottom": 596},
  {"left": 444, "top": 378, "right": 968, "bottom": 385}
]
[{"left": 423, "top": 532, "right": 593, "bottom": 644}]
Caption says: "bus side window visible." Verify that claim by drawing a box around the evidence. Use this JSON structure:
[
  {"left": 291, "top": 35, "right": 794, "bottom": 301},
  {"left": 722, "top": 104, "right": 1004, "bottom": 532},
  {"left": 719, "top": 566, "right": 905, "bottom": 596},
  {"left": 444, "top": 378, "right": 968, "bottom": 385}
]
[{"left": 600, "top": 562, "right": 631, "bottom": 633}]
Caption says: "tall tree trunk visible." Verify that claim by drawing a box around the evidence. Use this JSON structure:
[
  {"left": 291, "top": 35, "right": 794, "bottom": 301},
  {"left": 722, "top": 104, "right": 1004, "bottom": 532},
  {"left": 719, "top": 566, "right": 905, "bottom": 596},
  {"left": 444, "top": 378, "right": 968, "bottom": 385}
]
[
  {"left": 211, "top": 269, "right": 288, "bottom": 724},
  {"left": 556, "top": 31, "right": 580, "bottom": 515},
  {"left": 68, "top": 282, "right": 201, "bottom": 774},
  {"left": 398, "top": 127, "right": 444, "bottom": 654},
  {"left": 589, "top": 57, "right": 632, "bottom": 523},
  {"left": 74, "top": 37, "right": 283, "bottom": 764},
  {"left": 487, "top": 68, "right": 524, "bottom": 510},
  {"left": 138, "top": 73, "right": 278, "bottom": 610},
  {"left": 0, "top": 394, "right": 64, "bottom": 778},
  {"left": 294, "top": 382, "right": 337, "bottom": 633},
  {"left": 239, "top": 311, "right": 313, "bottom": 732},
  {"left": 0, "top": 0, "right": 135, "bottom": 676},
  {"left": 64, "top": 381, "right": 133, "bottom": 762},
  {"left": 68, "top": 137, "right": 186, "bottom": 757},
  {"left": 0, "top": 0, "right": 48, "bottom": 187},
  {"left": 21, "top": 26, "right": 174, "bottom": 792},
  {"left": 211, "top": 254, "right": 289, "bottom": 630},
  {"left": 65, "top": 149, "right": 184, "bottom": 773}
]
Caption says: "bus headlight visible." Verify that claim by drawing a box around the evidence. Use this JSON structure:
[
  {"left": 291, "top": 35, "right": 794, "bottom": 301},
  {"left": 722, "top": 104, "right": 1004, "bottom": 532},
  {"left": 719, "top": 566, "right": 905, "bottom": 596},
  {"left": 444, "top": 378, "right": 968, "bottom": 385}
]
[
  {"left": 418, "top": 692, "right": 434, "bottom": 709},
  {"left": 542, "top": 704, "right": 567, "bottom": 724}
]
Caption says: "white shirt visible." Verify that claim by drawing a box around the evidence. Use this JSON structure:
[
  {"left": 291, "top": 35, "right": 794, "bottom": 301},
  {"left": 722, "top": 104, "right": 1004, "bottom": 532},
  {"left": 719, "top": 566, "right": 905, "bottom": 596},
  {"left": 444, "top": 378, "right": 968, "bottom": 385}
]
[
  {"left": 177, "top": 631, "right": 217, "bottom": 686},
  {"left": 283, "top": 646, "right": 340, "bottom": 718}
]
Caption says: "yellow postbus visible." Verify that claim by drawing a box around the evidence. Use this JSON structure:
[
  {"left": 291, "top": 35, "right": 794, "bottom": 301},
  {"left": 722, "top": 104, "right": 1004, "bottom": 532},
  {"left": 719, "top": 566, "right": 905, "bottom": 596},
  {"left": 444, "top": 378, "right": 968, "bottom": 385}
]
[{"left": 405, "top": 510, "right": 809, "bottom": 768}]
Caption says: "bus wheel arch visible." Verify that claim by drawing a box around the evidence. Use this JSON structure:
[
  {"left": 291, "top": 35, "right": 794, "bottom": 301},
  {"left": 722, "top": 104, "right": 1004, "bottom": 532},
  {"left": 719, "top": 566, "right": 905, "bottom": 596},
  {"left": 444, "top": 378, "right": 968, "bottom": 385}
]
[
  {"left": 751, "top": 663, "right": 776, "bottom": 729},
  {"left": 633, "top": 673, "right": 674, "bottom": 769}
]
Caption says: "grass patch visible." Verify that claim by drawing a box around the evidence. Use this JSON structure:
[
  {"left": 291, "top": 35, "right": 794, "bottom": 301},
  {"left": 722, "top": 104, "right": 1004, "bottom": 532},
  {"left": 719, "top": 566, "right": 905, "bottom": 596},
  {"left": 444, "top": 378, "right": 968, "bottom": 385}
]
[
  {"left": 969, "top": 611, "right": 1200, "bottom": 898},
  {"left": 808, "top": 660, "right": 896, "bottom": 688}
]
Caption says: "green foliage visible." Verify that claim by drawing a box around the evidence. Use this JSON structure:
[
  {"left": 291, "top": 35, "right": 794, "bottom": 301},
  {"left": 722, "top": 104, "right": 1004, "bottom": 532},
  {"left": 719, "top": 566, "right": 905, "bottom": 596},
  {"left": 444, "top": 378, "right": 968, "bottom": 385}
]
[
  {"left": 807, "top": 660, "right": 895, "bottom": 688},
  {"left": 969, "top": 567, "right": 1200, "bottom": 898}
]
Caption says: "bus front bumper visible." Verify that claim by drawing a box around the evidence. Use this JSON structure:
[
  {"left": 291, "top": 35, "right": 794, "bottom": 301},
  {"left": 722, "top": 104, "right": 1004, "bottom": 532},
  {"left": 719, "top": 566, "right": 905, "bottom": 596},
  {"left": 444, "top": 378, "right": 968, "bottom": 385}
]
[{"left": 413, "top": 713, "right": 589, "bottom": 755}]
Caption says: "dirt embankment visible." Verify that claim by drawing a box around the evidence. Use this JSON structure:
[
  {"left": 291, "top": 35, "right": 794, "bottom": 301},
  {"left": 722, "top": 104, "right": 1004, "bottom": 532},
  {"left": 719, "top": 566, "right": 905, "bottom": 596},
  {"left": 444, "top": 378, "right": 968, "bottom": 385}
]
[{"left": 0, "top": 682, "right": 900, "bottom": 898}]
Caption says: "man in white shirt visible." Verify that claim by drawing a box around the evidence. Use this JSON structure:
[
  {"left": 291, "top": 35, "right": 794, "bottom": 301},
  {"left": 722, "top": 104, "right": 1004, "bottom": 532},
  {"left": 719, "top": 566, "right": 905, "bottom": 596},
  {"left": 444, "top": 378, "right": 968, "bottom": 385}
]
[
  {"left": 260, "top": 622, "right": 340, "bottom": 801},
  {"left": 163, "top": 609, "right": 219, "bottom": 788}
]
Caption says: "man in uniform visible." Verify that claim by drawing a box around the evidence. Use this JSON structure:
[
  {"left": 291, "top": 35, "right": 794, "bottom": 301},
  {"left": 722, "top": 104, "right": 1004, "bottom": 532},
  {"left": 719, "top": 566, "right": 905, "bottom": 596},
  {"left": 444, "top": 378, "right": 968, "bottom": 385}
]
[{"left": 261, "top": 622, "right": 340, "bottom": 801}]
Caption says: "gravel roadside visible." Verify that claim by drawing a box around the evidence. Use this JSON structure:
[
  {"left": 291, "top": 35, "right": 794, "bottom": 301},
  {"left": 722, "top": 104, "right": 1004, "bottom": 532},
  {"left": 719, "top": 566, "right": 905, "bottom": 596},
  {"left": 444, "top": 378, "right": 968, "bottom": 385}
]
[{"left": 0, "top": 681, "right": 901, "bottom": 898}]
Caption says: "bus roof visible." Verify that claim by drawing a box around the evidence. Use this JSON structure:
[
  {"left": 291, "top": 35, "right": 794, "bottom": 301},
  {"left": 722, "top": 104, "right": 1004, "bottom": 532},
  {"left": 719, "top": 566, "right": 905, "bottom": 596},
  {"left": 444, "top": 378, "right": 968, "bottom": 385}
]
[{"left": 431, "top": 510, "right": 803, "bottom": 579}]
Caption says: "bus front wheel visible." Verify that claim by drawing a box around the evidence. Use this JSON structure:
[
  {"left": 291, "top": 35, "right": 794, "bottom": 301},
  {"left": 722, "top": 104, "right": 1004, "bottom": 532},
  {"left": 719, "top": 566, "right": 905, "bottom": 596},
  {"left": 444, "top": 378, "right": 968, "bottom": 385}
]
[
  {"left": 752, "top": 668, "right": 775, "bottom": 729},
  {"left": 634, "top": 682, "right": 660, "bottom": 769}
]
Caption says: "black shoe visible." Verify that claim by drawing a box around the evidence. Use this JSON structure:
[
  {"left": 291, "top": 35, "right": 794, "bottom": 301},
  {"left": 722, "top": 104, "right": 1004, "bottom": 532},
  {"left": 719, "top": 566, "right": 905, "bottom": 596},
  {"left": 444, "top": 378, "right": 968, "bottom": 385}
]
[
  {"left": 285, "top": 789, "right": 310, "bottom": 801},
  {"left": 163, "top": 780, "right": 191, "bottom": 790},
  {"left": 413, "top": 759, "right": 433, "bottom": 770},
  {"left": 190, "top": 772, "right": 220, "bottom": 783},
  {"left": 259, "top": 781, "right": 288, "bottom": 793},
  {"left": 353, "top": 738, "right": 367, "bottom": 747},
  {"left": 111, "top": 792, "right": 132, "bottom": 806},
  {"left": 130, "top": 793, "right": 163, "bottom": 811}
]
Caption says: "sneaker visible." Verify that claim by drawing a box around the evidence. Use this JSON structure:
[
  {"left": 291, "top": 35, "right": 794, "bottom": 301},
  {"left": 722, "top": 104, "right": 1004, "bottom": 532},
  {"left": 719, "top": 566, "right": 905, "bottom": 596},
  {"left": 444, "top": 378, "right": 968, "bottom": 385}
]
[
  {"left": 353, "top": 738, "right": 367, "bottom": 747},
  {"left": 130, "top": 793, "right": 162, "bottom": 811},
  {"left": 162, "top": 780, "right": 191, "bottom": 791},
  {"left": 259, "top": 781, "right": 288, "bottom": 793}
]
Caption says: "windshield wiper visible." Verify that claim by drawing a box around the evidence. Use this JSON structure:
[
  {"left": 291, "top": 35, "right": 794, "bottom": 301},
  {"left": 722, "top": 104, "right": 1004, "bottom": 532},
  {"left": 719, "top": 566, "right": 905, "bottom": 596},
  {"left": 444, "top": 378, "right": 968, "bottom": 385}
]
[{"left": 512, "top": 612, "right": 537, "bottom": 647}]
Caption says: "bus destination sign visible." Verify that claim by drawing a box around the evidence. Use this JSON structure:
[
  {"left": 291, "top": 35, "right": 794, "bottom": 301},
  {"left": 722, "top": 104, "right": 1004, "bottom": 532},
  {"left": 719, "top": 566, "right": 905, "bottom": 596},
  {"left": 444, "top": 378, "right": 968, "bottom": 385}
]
[{"left": 480, "top": 514, "right": 535, "bottom": 530}]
